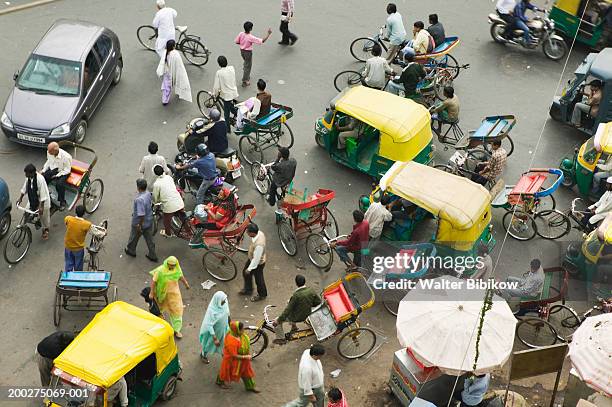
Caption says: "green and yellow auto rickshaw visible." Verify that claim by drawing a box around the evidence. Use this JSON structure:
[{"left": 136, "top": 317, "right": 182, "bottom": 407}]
[
  {"left": 45, "top": 301, "right": 181, "bottom": 407},
  {"left": 560, "top": 121, "right": 612, "bottom": 196},
  {"left": 550, "top": 48, "right": 612, "bottom": 135},
  {"left": 548, "top": 0, "right": 611, "bottom": 48},
  {"left": 314, "top": 86, "right": 434, "bottom": 179},
  {"left": 359, "top": 161, "right": 495, "bottom": 260}
]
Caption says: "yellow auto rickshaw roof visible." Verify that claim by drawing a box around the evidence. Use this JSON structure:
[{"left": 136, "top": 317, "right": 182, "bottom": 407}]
[
  {"left": 595, "top": 122, "right": 612, "bottom": 153},
  {"left": 54, "top": 301, "right": 177, "bottom": 388},
  {"left": 332, "top": 86, "right": 431, "bottom": 144},
  {"left": 380, "top": 161, "right": 491, "bottom": 230}
]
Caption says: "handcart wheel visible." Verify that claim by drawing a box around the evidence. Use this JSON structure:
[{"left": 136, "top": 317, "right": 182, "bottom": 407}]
[
  {"left": 3, "top": 226, "right": 32, "bottom": 264},
  {"left": 278, "top": 122, "right": 294, "bottom": 149},
  {"left": 337, "top": 326, "right": 377, "bottom": 359},
  {"left": 533, "top": 210, "right": 571, "bottom": 240},
  {"left": 244, "top": 326, "right": 269, "bottom": 359},
  {"left": 323, "top": 208, "right": 339, "bottom": 239},
  {"left": 53, "top": 292, "right": 62, "bottom": 327},
  {"left": 278, "top": 219, "right": 298, "bottom": 256},
  {"left": 503, "top": 210, "right": 537, "bottom": 241},
  {"left": 484, "top": 135, "right": 514, "bottom": 157},
  {"left": 83, "top": 178, "right": 104, "bottom": 214},
  {"left": 306, "top": 233, "right": 333, "bottom": 269},
  {"left": 334, "top": 70, "right": 363, "bottom": 92},
  {"left": 516, "top": 317, "right": 558, "bottom": 348},
  {"left": 250, "top": 162, "right": 270, "bottom": 195},
  {"left": 548, "top": 304, "right": 580, "bottom": 342},
  {"left": 202, "top": 249, "right": 237, "bottom": 281},
  {"left": 239, "top": 135, "right": 264, "bottom": 165}
]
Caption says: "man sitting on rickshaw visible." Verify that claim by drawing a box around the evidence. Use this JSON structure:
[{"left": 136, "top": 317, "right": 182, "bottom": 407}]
[
  {"left": 272, "top": 274, "right": 321, "bottom": 344},
  {"left": 592, "top": 154, "right": 612, "bottom": 194},
  {"left": 498, "top": 258, "right": 544, "bottom": 301},
  {"left": 330, "top": 210, "right": 369, "bottom": 270},
  {"left": 471, "top": 140, "right": 507, "bottom": 187},
  {"left": 190, "top": 187, "right": 236, "bottom": 246},
  {"left": 582, "top": 177, "right": 612, "bottom": 228},
  {"left": 335, "top": 115, "right": 360, "bottom": 150},
  {"left": 267, "top": 146, "right": 297, "bottom": 207},
  {"left": 42, "top": 142, "right": 72, "bottom": 211},
  {"left": 107, "top": 376, "right": 128, "bottom": 407}
]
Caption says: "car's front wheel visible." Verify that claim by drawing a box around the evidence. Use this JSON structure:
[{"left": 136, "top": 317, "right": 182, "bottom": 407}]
[
  {"left": 112, "top": 60, "right": 122, "bottom": 85},
  {"left": 0, "top": 211, "right": 10, "bottom": 240},
  {"left": 74, "top": 120, "right": 87, "bottom": 144}
]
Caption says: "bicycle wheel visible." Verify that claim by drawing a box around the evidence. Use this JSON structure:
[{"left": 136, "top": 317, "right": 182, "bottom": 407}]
[
  {"left": 337, "top": 326, "right": 377, "bottom": 359},
  {"left": 202, "top": 249, "right": 237, "bottom": 281},
  {"left": 516, "top": 317, "right": 558, "bottom": 348},
  {"left": 503, "top": 210, "right": 537, "bottom": 241},
  {"left": 277, "top": 122, "right": 294, "bottom": 149},
  {"left": 3, "top": 226, "right": 32, "bottom": 264},
  {"left": 350, "top": 37, "right": 378, "bottom": 62},
  {"left": 83, "top": 179, "right": 104, "bottom": 214},
  {"left": 244, "top": 326, "right": 269, "bottom": 359},
  {"left": 239, "top": 135, "right": 264, "bottom": 165},
  {"left": 197, "top": 90, "right": 219, "bottom": 117},
  {"left": 533, "top": 188, "right": 556, "bottom": 212},
  {"left": 442, "top": 54, "right": 461, "bottom": 79},
  {"left": 278, "top": 219, "right": 298, "bottom": 256},
  {"left": 180, "top": 38, "right": 209, "bottom": 66},
  {"left": 250, "top": 162, "right": 270, "bottom": 195},
  {"left": 323, "top": 208, "right": 339, "bottom": 239},
  {"left": 136, "top": 25, "right": 157, "bottom": 51},
  {"left": 306, "top": 233, "right": 333, "bottom": 269},
  {"left": 534, "top": 210, "right": 571, "bottom": 240},
  {"left": 548, "top": 304, "right": 581, "bottom": 342},
  {"left": 334, "top": 70, "right": 363, "bottom": 92},
  {"left": 484, "top": 135, "right": 515, "bottom": 157}
]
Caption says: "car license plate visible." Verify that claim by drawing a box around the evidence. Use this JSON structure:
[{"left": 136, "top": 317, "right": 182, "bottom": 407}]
[
  {"left": 17, "top": 133, "right": 45, "bottom": 144},
  {"left": 231, "top": 168, "right": 242, "bottom": 178}
]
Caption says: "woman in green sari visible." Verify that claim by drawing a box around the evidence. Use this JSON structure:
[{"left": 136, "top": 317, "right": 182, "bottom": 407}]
[{"left": 149, "top": 256, "right": 190, "bottom": 338}]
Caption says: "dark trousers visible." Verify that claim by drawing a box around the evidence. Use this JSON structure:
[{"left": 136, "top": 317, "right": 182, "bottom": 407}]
[
  {"left": 267, "top": 181, "right": 287, "bottom": 206},
  {"left": 126, "top": 224, "right": 157, "bottom": 258},
  {"left": 497, "top": 11, "right": 516, "bottom": 38},
  {"left": 240, "top": 49, "right": 252, "bottom": 84},
  {"left": 470, "top": 162, "right": 489, "bottom": 186},
  {"left": 279, "top": 19, "right": 297, "bottom": 44},
  {"left": 43, "top": 168, "right": 68, "bottom": 203},
  {"left": 222, "top": 99, "right": 237, "bottom": 133},
  {"left": 163, "top": 210, "right": 186, "bottom": 235},
  {"left": 242, "top": 262, "right": 267, "bottom": 297}
]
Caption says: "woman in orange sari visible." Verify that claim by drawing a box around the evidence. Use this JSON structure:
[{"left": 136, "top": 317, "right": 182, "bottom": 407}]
[{"left": 216, "top": 321, "right": 260, "bottom": 393}]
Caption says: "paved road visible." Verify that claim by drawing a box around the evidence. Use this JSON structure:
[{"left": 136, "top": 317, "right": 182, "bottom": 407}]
[{"left": 0, "top": 0, "right": 596, "bottom": 405}]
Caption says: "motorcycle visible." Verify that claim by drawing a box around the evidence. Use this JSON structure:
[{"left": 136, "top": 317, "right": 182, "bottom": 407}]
[
  {"left": 176, "top": 117, "right": 242, "bottom": 183},
  {"left": 488, "top": 10, "right": 568, "bottom": 61},
  {"left": 169, "top": 155, "right": 237, "bottom": 205}
]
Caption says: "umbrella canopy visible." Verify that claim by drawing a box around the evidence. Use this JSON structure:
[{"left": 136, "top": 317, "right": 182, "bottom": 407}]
[
  {"left": 568, "top": 313, "right": 612, "bottom": 396},
  {"left": 396, "top": 276, "right": 516, "bottom": 375}
]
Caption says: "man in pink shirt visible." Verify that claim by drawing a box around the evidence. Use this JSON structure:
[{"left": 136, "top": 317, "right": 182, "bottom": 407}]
[
  {"left": 235, "top": 21, "right": 272, "bottom": 87},
  {"left": 279, "top": 0, "right": 298, "bottom": 45}
]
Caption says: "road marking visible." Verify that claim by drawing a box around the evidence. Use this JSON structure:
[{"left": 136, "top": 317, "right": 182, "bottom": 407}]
[{"left": 0, "top": 0, "right": 60, "bottom": 16}]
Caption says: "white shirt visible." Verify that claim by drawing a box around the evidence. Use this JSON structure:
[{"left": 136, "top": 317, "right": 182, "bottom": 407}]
[
  {"left": 520, "top": 267, "right": 545, "bottom": 297},
  {"left": 107, "top": 377, "right": 128, "bottom": 407},
  {"left": 363, "top": 56, "right": 393, "bottom": 89},
  {"left": 139, "top": 154, "right": 170, "bottom": 191},
  {"left": 153, "top": 7, "right": 177, "bottom": 56},
  {"left": 247, "top": 231, "right": 265, "bottom": 271},
  {"left": 152, "top": 174, "right": 184, "bottom": 214},
  {"left": 364, "top": 202, "right": 392, "bottom": 239},
  {"left": 42, "top": 148, "right": 72, "bottom": 177},
  {"left": 589, "top": 190, "right": 612, "bottom": 224},
  {"left": 213, "top": 66, "right": 239, "bottom": 102},
  {"left": 297, "top": 349, "right": 324, "bottom": 396},
  {"left": 21, "top": 173, "right": 51, "bottom": 209},
  {"left": 496, "top": 0, "right": 516, "bottom": 14}
]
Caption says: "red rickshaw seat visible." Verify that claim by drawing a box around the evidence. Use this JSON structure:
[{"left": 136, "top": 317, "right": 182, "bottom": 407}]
[
  {"left": 66, "top": 159, "right": 90, "bottom": 187},
  {"left": 510, "top": 173, "right": 546, "bottom": 195},
  {"left": 324, "top": 284, "right": 355, "bottom": 322}
]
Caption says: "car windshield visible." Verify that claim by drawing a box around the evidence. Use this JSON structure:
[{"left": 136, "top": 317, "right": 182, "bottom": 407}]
[
  {"left": 17, "top": 54, "right": 81, "bottom": 96},
  {"left": 49, "top": 375, "right": 101, "bottom": 407}
]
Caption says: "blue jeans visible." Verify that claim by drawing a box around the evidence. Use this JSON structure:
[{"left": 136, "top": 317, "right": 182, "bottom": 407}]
[
  {"left": 64, "top": 248, "right": 85, "bottom": 271},
  {"left": 195, "top": 178, "right": 216, "bottom": 205},
  {"left": 385, "top": 81, "right": 405, "bottom": 96},
  {"left": 401, "top": 40, "right": 416, "bottom": 58},
  {"left": 515, "top": 19, "right": 531, "bottom": 42}
]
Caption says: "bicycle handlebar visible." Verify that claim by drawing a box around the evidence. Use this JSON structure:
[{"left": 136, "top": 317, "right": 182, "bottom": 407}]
[
  {"left": 16, "top": 203, "right": 39, "bottom": 215},
  {"left": 263, "top": 305, "right": 277, "bottom": 325}
]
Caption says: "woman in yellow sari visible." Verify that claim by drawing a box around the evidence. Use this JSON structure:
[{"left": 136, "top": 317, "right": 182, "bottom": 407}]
[{"left": 149, "top": 256, "right": 190, "bottom": 338}]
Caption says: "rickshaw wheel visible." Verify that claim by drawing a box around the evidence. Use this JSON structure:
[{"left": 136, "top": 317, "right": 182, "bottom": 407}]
[
  {"left": 250, "top": 162, "right": 270, "bottom": 195},
  {"left": 202, "top": 249, "right": 237, "bottom": 281},
  {"left": 337, "top": 326, "right": 377, "bottom": 359},
  {"left": 53, "top": 292, "right": 62, "bottom": 327},
  {"left": 239, "top": 135, "right": 264, "bottom": 165},
  {"left": 484, "top": 135, "right": 514, "bottom": 157},
  {"left": 244, "top": 326, "right": 269, "bottom": 359},
  {"left": 278, "top": 122, "right": 295, "bottom": 149},
  {"left": 3, "top": 226, "right": 32, "bottom": 264},
  {"left": 533, "top": 210, "right": 571, "bottom": 240},
  {"left": 161, "top": 374, "right": 178, "bottom": 400},
  {"left": 516, "top": 317, "right": 558, "bottom": 348},
  {"left": 323, "top": 208, "right": 339, "bottom": 239},
  {"left": 503, "top": 210, "right": 537, "bottom": 241},
  {"left": 83, "top": 179, "right": 104, "bottom": 214},
  {"left": 548, "top": 304, "right": 580, "bottom": 342},
  {"left": 278, "top": 219, "right": 298, "bottom": 256},
  {"left": 305, "top": 233, "right": 333, "bottom": 269}
]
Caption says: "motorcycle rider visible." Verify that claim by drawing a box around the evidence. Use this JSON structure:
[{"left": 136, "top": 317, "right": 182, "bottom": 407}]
[
  {"left": 514, "top": 0, "right": 542, "bottom": 45},
  {"left": 495, "top": 0, "right": 517, "bottom": 40},
  {"left": 175, "top": 143, "right": 219, "bottom": 205}
]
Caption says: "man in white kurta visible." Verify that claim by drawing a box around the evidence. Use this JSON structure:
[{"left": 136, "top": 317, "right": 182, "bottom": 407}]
[
  {"left": 152, "top": 0, "right": 177, "bottom": 58},
  {"left": 588, "top": 177, "right": 612, "bottom": 225}
]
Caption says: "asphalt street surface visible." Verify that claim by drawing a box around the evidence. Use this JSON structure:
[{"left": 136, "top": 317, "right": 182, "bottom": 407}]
[{"left": 0, "top": 0, "right": 597, "bottom": 406}]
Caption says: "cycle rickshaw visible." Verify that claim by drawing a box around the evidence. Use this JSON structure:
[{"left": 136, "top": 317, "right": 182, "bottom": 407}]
[
  {"left": 3, "top": 141, "right": 104, "bottom": 264},
  {"left": 245, "top": 271, "right": 377, "bottom": 360},
  {"left": 434, "top": 114, "right": 516, "bottom": 156}
]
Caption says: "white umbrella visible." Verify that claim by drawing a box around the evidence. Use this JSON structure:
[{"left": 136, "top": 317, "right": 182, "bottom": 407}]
[
  {"left": 568, "top": 313, "right": 612, "bottom": 396},
  {"left": 396, "top": 276, "right": 516, "bottom": 375}
]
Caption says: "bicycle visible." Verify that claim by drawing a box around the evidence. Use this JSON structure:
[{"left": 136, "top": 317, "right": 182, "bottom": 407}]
[
  {"left": 546, "top": 296, "right": 611, "bottom": 342},
  {"left": 85, "top": 220, "right": 108, "bottom": 271},
  {"left": 3, "top": 204, "right": 39, "bottom": 264},
  {"left": 531, "top": 198, "right": 595, "bottom": 241},
  {"left": 305, "top": 234, "right": 368, "bottom": 272},
  {"left": 136, "top": 25, "right": 211, "bottom": 66},
  {"left": 196, "top": 90, "right": 232, "bottom": 119}
]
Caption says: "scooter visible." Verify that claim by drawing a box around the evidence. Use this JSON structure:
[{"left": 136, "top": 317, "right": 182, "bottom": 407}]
[{"left": 168, "top": 158, "right": 236, "bottom": 205}]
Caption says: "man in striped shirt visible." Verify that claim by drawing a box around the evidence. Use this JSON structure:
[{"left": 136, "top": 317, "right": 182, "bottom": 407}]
[{"left": 279, "top": 0, "right": 298, "bottom": 45}]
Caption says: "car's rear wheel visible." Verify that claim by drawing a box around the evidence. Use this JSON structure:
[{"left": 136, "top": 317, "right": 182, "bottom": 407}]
[
  {"left": 112, "top": 61, "right": 122, "bottom": 85},
  {"left": 74, "top": 120, "right": 87, "bottom": 144},
  {"left": 0, "top": 212, "right": 11, "bottom": 240}
]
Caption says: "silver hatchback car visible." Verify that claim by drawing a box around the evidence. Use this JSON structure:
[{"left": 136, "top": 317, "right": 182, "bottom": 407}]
[{"left": 0, "top": 19, "right": 123, "bottom": 146}]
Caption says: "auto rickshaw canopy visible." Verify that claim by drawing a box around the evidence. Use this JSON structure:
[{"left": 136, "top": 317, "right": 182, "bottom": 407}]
[
  {"left": 589, "top": 48, "right": 612, "bottom": 80},
  {"left": 554, "top": 0, "right": 612, "bottom": 16},
  {"left": 594, "top": 122, "right": 612, "bottom": 153},
  {"left": 54, "top": 301, "right": 177, "bottom": 388},
  {"left": 379, "top": 161, "right": 492, "bottom": 250},
  {"left": 332, "top": 86, "right": 432, "bottom": 162}
]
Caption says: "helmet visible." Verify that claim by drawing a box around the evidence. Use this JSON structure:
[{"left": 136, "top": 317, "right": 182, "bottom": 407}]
[
  {"left": 196, "top": 143, "right": 209, "bottom": 157},
  {"left": 209, "top": 108, "right": 221, "bottom": 122}
]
